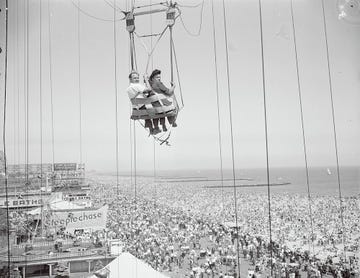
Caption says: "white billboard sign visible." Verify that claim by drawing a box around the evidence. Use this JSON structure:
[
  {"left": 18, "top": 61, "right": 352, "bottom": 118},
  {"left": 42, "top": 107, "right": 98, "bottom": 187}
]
[{"left": 48, "top": 205, "right": 108, "bottom": 232}]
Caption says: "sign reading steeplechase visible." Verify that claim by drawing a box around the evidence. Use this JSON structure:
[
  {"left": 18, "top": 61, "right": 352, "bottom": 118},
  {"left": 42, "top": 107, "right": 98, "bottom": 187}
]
[{"left": 47, "top": 205, "right": 108, "bottom": 232}]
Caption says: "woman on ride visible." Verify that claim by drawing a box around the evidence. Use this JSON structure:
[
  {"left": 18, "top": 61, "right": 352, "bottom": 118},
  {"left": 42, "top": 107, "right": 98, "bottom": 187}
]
[{"left": 148, "top": 69, "right": 177, "bottom": 131}]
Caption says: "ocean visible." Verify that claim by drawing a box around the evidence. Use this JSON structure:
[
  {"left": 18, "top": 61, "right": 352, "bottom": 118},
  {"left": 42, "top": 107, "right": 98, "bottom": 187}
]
[{"left": 138, "top": 166, "right": 360, "bottom": 197}]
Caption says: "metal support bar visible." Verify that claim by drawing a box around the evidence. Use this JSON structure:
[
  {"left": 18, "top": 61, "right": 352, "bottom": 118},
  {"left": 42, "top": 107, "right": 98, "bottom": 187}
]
[
  {"left": 133, "top": 8, "right": 167, "bottom": 17},
  {"left": 134, "top": 2, "right": 167, "bottom": 9},
  {"left": 137, "top": 33, "right": 162, "bottom": 38}
]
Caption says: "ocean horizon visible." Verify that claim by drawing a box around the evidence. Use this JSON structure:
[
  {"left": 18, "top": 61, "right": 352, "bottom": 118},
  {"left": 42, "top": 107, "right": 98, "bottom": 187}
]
[{"left": 90, "top": 166, "right": 359, "bottom": 197}]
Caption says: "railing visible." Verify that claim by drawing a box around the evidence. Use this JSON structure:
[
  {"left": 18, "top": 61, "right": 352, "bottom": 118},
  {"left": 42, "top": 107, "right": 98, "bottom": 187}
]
[{"left": 0, "top": 247, "right": 111, "bottom": 264}]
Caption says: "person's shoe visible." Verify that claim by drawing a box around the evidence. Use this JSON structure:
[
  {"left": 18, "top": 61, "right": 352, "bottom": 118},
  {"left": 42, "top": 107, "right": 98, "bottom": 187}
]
[
  {"left": 172, "top": 122, "right": 177, "bottom": 128},
  {"left": 162, "top": 126, "right": 168, "bottom": 132},
  {"left": 153, "top": 127, "right": 161, "bottom": 135}
]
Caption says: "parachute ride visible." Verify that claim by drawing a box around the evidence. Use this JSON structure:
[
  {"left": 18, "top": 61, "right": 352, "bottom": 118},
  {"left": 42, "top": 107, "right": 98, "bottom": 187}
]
[{"left": 124, "top": 1, "right": 184, "bottom": 145}]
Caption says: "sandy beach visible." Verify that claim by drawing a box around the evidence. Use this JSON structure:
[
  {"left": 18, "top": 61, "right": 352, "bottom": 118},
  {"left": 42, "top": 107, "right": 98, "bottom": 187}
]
[{"left": 88, "top": 172, "right": 360, "bottom": 277}]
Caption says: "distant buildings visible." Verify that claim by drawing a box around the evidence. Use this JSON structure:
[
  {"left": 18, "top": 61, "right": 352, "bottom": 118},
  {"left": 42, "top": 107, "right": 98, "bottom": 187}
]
[{"left": 0, "top": 162, "right": 90, "bottom": 209}]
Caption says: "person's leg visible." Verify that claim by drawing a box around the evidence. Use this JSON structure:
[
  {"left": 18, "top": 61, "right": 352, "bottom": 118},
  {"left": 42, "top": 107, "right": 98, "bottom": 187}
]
[
  {"left": 145, "top": 119, "right": 154, "bottom": 134},
  {"left": 160, "top": 118, "right": 167, "bottom": 131},
  {"left": 167, "top": 116, "right": 177, "bottom": 127},
  {"left": 144, "top": 119, "right": 152, "bottom": 128},
  {"left": 153, "top": 118, "right": 159, "bottom": 128},
  {"left": 167, "top": 116, "right": 174, "bottom": 124},
  {"left": 152, "top": 118, "right": 161, "bottom": 134}
]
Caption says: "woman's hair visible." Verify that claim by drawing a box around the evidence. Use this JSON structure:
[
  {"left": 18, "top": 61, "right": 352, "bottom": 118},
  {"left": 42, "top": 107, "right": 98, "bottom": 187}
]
[{"left": 149, "top": 69, "right": 161, "bottom": 82}]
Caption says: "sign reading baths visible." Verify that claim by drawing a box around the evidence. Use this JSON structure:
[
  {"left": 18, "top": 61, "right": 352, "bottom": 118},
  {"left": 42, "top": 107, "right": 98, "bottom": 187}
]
[
  {"left": 48, "top": 205, "right": 108, "bottom": 232},
  {"left": 0, "top": 197, "right": 48, "bottom": 208}
]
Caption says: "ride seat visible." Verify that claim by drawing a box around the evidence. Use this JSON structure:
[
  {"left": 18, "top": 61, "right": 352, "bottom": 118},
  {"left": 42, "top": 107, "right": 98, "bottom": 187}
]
[{"left": 131, "top": 93, "right": 177, "bottom": 120}]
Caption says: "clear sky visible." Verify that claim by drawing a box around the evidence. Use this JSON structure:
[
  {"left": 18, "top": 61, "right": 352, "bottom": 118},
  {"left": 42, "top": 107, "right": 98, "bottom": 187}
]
[{"left": 1, "top": 0, "right": 359, "bottom": 172}]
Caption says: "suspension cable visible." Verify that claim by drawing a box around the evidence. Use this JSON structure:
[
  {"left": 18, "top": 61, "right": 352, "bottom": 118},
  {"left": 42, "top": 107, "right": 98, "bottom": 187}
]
[
  {"left": 26, "top": 0, "right": 30, "bottom": 187},
  {"left": 177, "top": 0, "right": 205, "bottom": 37},
  {"left": 133, "top": 25, "right": 168, "bottom": 74},
  {"left": 113, "top": 3, "right": 122, "bottom": 274},
  {"left": 177, "top": 1, "right": 204, "bottom": 8},
  {"left": 258, "top": 0, "right": 273, "bottom": 275},
  {"left": 47, "top": 0, "right": 55, "bottom": 165},
  {"left": 211, "top": 0, "right": 225, "bottom": 223},
  {"left": 20, "top": 0, "right": 26, "bottom": 244},
  {"left": 47, "top": 0, "right": 57, "bottom": 238},
  {"left": 153, "top": 137, "right": 157, "bottom": 205},
  {"left": 133, "top": 121, "right": 137, "bottom": 204},
  {"left": 77, "top": 0, "right": 83, "bottom": 165},
  {"left": 129, "top": 33, "right": 136, "bottom": 71},
  {"left": 103, "top": 0, "right": 124, "bottom": 13},
  {"left": 221, "top": 0, "right": 241, "bottom": 276},
  {"left": 289, "top": 0, "right": 315, "bottom": 255},
  {"left": 320, "top": 0, "right": 347, "bottom": 260},
  {"left": 22, "top": 0, "right": 26, "bottom": 178},
  {"left": 25, "top": 0, "right": 30, "bottom": 270},
  {"left": 39, "top": 0, "right": 45, "bottom": 237},
  {"left": 16, "top": 0, "right": 20, "bottom": 166},
  {"left": 169, "top": 27, "right": 174, "bottom": 83},
  {"left": 13, "top": 2, "right": 17, "bottom": 165},
  {"left": 113, "top": 0, "right": 120, "bottom": 196},
  {"left": 129, "top": 106, "right": 133, "bottom": 187},
  {"left": 170, "top": 36, "right": 184, "bottom": 109},
  {"left": 2, "top": 0, "right": 11, "bottom": 274},
  {"left": 150, "top": 0, "right": 158, "bottom": 210},
  {"left": 133, "top": 35, "right": 138, "bottom": 72},
  {"left": 131, "top": 0, "right": 138, "bottom": 209},
  {"left": 126, "top": 31, "right": 133, "bottom": 195},
  {"left": 127, "top": 1, "right": 133, "bottom": 189},
  {"left": 70, "top": 0, "right": 124, "bottom": 22}
]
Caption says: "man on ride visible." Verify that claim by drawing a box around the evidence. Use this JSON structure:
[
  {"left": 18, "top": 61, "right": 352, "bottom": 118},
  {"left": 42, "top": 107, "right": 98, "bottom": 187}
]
[
  {"left": 126, "top": 71, "right": 161, "bottom": 135},
  {"left": 148, "top": 69, "right": 177, "bottom": 131}
]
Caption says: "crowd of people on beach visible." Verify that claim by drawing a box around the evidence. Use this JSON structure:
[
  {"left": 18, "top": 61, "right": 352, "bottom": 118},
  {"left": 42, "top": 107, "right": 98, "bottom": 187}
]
[{"left": 89, "top": 175, "right": 360, "bottom": 278}]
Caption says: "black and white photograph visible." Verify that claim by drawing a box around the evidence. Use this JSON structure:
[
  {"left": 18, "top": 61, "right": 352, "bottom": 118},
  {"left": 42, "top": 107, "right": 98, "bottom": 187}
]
[{"left": 0, "top": 0, "right": 359, "bottom": 277}]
